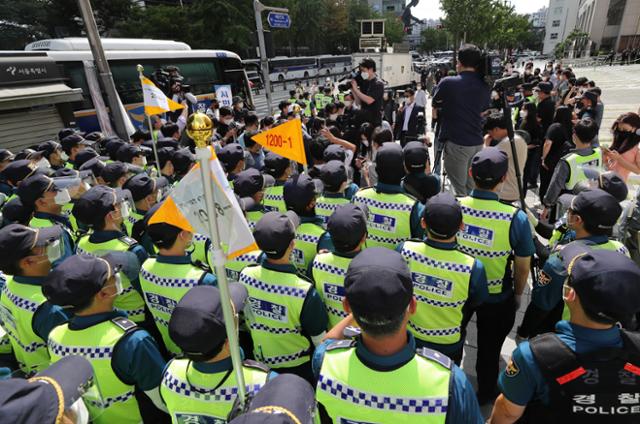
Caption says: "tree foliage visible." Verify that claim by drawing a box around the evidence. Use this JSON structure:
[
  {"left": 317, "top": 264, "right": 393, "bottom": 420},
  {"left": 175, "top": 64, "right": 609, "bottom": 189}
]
[
  {"left": 420, "top": 27, "right": 450, "bottom": 52},
  {"left": 553, "top": 29, "right": 590, "bottom": 59}
]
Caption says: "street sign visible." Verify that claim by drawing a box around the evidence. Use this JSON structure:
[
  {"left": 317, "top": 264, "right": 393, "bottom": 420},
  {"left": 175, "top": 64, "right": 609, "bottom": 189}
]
[
  {"left": 267, "top": 12, "right": 291, "bottom": 29},
  {"left": 359, "top": 37, "right": 382, "bottom": 50}
]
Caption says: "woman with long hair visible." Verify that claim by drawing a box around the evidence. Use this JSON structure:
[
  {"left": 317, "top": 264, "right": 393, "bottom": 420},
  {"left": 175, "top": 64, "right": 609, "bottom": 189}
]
[
  {"left": 518, "top": 101, "right": 542, "bottom": 188},
  {"left": 603, "top": 112, "right": 640, "bottom": 182},
  {"left": 540, "top": 106, "right": 574, "bottom": 200}
]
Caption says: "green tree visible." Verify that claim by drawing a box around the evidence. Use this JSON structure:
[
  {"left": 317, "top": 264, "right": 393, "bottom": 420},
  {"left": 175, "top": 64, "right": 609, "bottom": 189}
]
[
  {"left": 420, "top": 27, "right": 449, "bottom": 52},
  {"left": 383, "top": 12, "right": 405, "bottom": 45},
  {"left": 553, "top": 29, "right": 589, "bottom": 59}
]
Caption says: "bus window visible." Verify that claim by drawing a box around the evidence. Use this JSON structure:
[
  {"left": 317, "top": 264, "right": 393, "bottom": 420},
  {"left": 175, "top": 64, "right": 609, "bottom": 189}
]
[{"left": 63, "top": 63, "right": 96, "bottom": 111}]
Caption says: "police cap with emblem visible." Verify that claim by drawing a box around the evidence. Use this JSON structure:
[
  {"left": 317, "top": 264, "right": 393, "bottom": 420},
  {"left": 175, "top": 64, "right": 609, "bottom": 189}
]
[
  {"left": 229, "top": 374, "right": 316, "bottom": 424},
  {"left": 43, "top": 253, "right": 125, "bottom": 309},
  {"left": 0, "top": 355, "right": 94, "bottom": 424},
  {"left": 423, "top": 192, "right": 462, "bottom": 239},
  {"left": 345, "top": 248, "right": 413, "bottom": 325},
  {"left": 234, "top": 168, "right": 275, "bottom": 198},
  {"left": 169, "top": 285, "right": 248, "bottom": 360},
  {"left": 570, "top": 189, "right": 621, "bottom": 231},
  {"left": 72, "top": 185, "right": 130, "bottom": 228},
  {"left": 471, "top": 147, "right": 508, "bottom": 184},
  {"left": 403, "top": 141, "right": 430, "bottom": 172},
  {"left": 327, "top": 204, "right": 367, "bottom": 253},
  {"left": 253, "top": 211, "right": 299, "bottom": 259},
  {"left": 564, "top": 249, "right": 640, "bottom": 323}
]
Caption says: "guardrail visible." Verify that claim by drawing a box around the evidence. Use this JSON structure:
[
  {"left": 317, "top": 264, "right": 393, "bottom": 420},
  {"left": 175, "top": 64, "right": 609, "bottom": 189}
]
[{"left": 566, "top": 55, "right": 640, "bottom": 69}]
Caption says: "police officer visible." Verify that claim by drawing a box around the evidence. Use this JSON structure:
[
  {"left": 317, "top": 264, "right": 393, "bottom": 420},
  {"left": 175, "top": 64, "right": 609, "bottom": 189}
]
[
  {"left": 233, "top": 168, "right": 274, "bottom": 230},
  {"left": 262, "top": 152, "right": 291, "bottom": 213},
  {"left": 139, "top": 219, "right": 217, "bottom": 356},
  {"left": 171, "top": 148, "right": 195, "bottom": 182},
  {"left": 542, "top": 118, "right": 603, "bottom": 220},
  {"left": 1, "top": 160, "right": 42, "bottom": 199},
  {"left": 116, "top": 144, "right": 148, "bottom": 169},
  {"left": 491, "top": 249, "right": 640, "bottom": 424},
  {"left": 457, "top": 147, "right": 534, "bottom": 404},
  {"left": 43, "top": 254, "right": 167, "bottom": 423},
  {"left": 239, "top": 212, "right": 327, "bottom": 383},
  {"left": 0, "top": 224, "right": 69, "bottom": 374},
  {"left": 315, "top": 160, "right": 357, "bottom": 227},
  {"left": 18, "top": 174, "right": 76, "bottom": 260},
  {"left": 402, "top": 141, "right": 440, "bottom": 204},
  {"left": 122, "top": 173, "right": 166, "bottom": 238},
  {"left": 313, "top": 248, "right": 484, "bottom": 423},
  {"left": 352, "top": 143, "right": 423, "bottom": 250},
  {"left": 73, "top": 186, "right": 149, "bottom": 324},
  {"left": 101, "top": 161, "right": 130, "bottom": 189},
  {"left": 36, "top": 140, "right": 66, "bottom": 170},
  {"left": 60, "top": 134, "right": 91, "bottom": 170},
  {"left": 398, "top": 192, "right": 489, "bottom": 364},
  {"left": 161, "top": 285, "right": 272, "bottom": 422},
  {"left": 219, "top": 143, "right": 246, "bottom": 183},
  {"left": 283, "top": 174, "right": 328, "bottom": 274},
  {"left": 312, "top": 204, "right": 367, "bottom": 328},
  {"left": 0, "top": 149, "right": 16, "bottom": 196},
  {"left": 519, "top": 189, "right": 629, "bottom": 340}
]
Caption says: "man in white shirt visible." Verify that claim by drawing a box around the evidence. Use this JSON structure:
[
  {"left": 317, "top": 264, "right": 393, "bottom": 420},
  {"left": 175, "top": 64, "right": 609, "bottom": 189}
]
[{"left": 415, "top": 83, "right": 428, "bottom": 108}]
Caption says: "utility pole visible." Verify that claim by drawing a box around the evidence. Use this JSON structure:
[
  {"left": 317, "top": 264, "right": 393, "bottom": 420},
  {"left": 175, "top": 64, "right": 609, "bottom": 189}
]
[
  {"left": 253, "top": 0, "right": 289, "bottom": 116},
  {"left": 77, "top": 0, "right": 128, "bottom": 139}
]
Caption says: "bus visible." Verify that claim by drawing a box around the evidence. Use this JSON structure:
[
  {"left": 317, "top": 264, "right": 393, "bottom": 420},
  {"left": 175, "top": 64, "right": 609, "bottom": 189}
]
[
  {"left": 268, "top": 56, "right": 318, "bottom": 82},
  {"left": 25, "top": 38, "right": 253, "bottom": 133},
  {"left": 317, "top": 55, "right": 352, "bottom": 77}
]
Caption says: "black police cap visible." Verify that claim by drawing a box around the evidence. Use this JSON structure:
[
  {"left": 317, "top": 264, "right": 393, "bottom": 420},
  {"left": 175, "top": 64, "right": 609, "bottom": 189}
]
[
  {"left": 570, "top": 189, "right": 621, "bottom": 231},
  {"left": 101, "top": 161, "right": 129, "bottom": 184},
  {"left": 263, "top": 152, "right": 290, "bottom": 177},
  {"left": 323, "top": 144, "right": 346, "bottom": 163},
  {"left": 0, "top": 224, "right": 63, "bottom": 272},
  {"left": 376, "top": 143, "right": 405, "bottom": 184},
  {"left": 319, "top": 160, "right": 348, "bottom": 192},
  {"left": 233, "top": 168, "right": 275, "bottom": 198},
  {"left": 403, "top": 141, "right": 429, "bottom": 172},
  {"left": 72, "top": 185, "right": 129, "bottom": 227},
  {"left": 327, "top": 204, "right": 367, "bottom": 253},
  {"left": 218, "top": 143, "right": 245, "bottom": 173},
  {"left": 1, "top": 160, "right": 39, "bottom": 185},
  {"left": 424, "top": 192, "right": 463, "bottom": 239},
  {"left": 283, "top": 174, "right": 317, "bottom": 211},
  {"left": 116, "top": 144, "right": 144, "bottom": 163},
  {"left": 123, "top": 173, "right": 165, "bottom": 202},
  {"left": 471, "top": 147, "right": 508, "bottom": 183},
  {"left": 253, "top": 211, "right": 299, "bottom": 258}
]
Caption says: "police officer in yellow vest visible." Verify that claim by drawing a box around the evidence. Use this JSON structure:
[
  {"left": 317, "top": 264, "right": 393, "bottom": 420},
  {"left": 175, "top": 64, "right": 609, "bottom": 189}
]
[
  {"left": 36, "top": 140, "right": 67, "bottom": 171},
  {"left": 398, "top": 193, "right": 489, "bottom": 364},
  {"left": 457, "top": 147, "right": 534, "bottom": 405},
  {"left": 43, "top": 254, "right": 168, "bottom": 423},
  {"left": 352, "top": 143, "right": 423, "bottom": 250},
  {"left": 542, "top": 118, "right": 603, "bottom": 220},
  {"left": 491, "top": 250, "right": 640, "bottom": 424},
  {"left": 519, "top": 189, "right": 630, "bottom": 341},
  {"left": 0, "top": 224, "right": 69, "bottom": 374},
  {"left": 18, "top": 174, "right": 77, "bottom": 262},
  {"left": 283, "top": 174, "right": 331, "bottom": 275},
  {"left": 219, "top": 144, "right": 246, "bottom": 185},
  {"left": 2, "top": 160, "right": 43, "bottom": 201},
  {"left": 72, "top": 186, "right": 149, "bottom": 325},
  {"left": 161, "top": 285, "right": 273, "bottom": 423},
  {"left": 233, "top": 168, "right": 274, "bottom": 231},
  {"left": 312, "top": 204, "right": 367, "bottom": 329},
  {"left": 315, "top": 160, "right": 358, "bottom": 228},
  {"left": 60, "top": 134, "right": 91, "bottom": 170},
  {"left": 262, "top": 152, "right": 291, "bottom": 213},
  {"left": 240, "top": 212, "right": 328, "bottom": 384},
  {"left": 312, "top": 247, "right": 484, "bottom": 423},
  {"left": 101, "top": 161, "right": 130, "bottom": 189},
  {"left": 122, "top": 173, "right": 165, "bottom": 239},
  {"left": 139, "top": 220, "right": 217, "bottom": 356}
]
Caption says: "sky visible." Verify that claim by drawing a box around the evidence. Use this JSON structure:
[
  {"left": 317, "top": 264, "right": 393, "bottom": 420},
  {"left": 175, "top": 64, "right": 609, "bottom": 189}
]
[{"left": 412, "top": 0, "right": 549, "bottom": 21}]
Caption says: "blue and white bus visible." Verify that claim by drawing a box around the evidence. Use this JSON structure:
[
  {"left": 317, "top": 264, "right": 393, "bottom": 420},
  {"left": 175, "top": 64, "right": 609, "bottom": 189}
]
[
  {"left": 25, "top": 38, "right": 253, "bottom": 133},
  {"left": 317, "top": 55, "right": 352, "bottom": 77},
  {"left": 268, "top": 56, "right": 318, "bottom": 82}
]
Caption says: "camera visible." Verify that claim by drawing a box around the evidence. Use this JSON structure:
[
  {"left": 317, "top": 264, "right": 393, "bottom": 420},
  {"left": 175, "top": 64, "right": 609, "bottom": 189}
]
[
  {"left": 479, "top": 54, "right": 504, "bottom": 86},
  {"left": 337, "top": 67, "right": 364, "bottom": 93}
]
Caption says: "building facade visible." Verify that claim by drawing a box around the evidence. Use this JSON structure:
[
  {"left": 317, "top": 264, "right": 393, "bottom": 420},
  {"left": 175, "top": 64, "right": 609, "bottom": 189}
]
[
  {"left": 530, "top": 6, "right": 549, "bottom": 29},
  {"left": 574, "top": 0, "right": 640, "bottom": 56},
  {"left": 543, "top": 0, "right": 580, "bottom": 54},
  {"left": 368, "top": 0, "right": 406, "bottom": 15}
]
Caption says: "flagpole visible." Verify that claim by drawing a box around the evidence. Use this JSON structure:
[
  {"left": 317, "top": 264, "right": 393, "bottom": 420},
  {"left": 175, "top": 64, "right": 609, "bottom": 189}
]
[
  {"left": 137, "top": 64, "right": 163, "bottom": 178},
  {"left": 188, "top": 112, "right": 247, "bottom": 407}
]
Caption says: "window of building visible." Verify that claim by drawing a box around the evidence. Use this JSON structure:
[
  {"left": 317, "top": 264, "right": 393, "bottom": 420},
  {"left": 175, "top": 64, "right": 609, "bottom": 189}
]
[
  {"left": 550, "top": 33, "right": 559, "bottom": 40},
  {"left": 554, "top": 7, "right": 563, "bottom": 14},
  {"left": 607, "top": 0, "right": 626, "bottom": 26},
  {"left": 552, "top": 20, "right": 561, "bottom": 27}
]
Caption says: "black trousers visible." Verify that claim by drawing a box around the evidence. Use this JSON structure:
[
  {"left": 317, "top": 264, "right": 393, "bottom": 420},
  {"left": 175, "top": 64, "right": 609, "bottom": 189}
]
[{"left": 475, "top": 295, "right": 516, "bottom": 396}]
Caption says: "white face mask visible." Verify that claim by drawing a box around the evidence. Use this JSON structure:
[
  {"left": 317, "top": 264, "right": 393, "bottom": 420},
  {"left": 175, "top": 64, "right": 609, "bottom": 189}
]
[
  {"left": 46, "top": 239, "right": 63, "bottom": 262},
  {"left": 139, "top": 156, "right": 148, "bottom": 167},
  {"left": 344, "top": 101, "right": 353, "bottom": 107},
  {"left": 108, "top": 273, "right": 124, "bottom": 297},
  {"left": 238, "top": 102, "right": 244, "bottom": 109},
  {"left": 60, "top": 151, "right": 69, "bottom": 162},
  {"left": 521, "top": 111, "right": 528, "bottom": 119},
  {"left": 36, "top": 158, "right": 50, "bottom": 170},
  {"left": 54, "top": 189, "right": 71, "bottom": 205},
  {"left": 119, "top": 201, "right": 130, "bottom": 219},
  {"left": 224, "top": 118, "right": 233, "bottom": 125},
  {"left": 360, "top": 71, "right": 369, "bottom": 80},
  {"left": 329, "top": 113, "right": 338, "bottom": 120}
]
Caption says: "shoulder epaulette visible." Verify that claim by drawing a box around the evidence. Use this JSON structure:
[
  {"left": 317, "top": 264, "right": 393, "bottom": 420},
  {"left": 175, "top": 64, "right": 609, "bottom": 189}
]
[
  {"left": 416, "top": 347, "right": 452, "bottom": 370},
  {"left": 326, "top": 339, "right": 357, "bottom": 351},
  {"left": 243, "top": 359, "right": 270, "bottom": 373},
  {"left": 111, "top": 316, "right": 138, "bottom": 332},
  {"left": 118, "top": 236, "right": 138, "bottom": 248}
]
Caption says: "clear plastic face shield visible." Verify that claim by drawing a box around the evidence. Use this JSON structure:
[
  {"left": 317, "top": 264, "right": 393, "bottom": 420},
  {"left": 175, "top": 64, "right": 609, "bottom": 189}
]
[{"left": 51, "top": 177, "right": 84, "bottom": 202}]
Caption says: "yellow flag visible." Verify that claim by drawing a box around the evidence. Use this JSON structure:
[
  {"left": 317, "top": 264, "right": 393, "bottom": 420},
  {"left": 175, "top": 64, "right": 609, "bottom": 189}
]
[
  {"left": 140, "top": 76, "right": 184, "bottom": 116},
  {"left": 252, "top": 119, "right": 307, "bottom": 165}
]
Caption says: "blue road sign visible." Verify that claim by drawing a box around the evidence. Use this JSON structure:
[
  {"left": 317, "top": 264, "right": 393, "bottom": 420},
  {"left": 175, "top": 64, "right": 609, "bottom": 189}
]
[{"left": 267, "top": 12, "right": 291, "bottom": 29}]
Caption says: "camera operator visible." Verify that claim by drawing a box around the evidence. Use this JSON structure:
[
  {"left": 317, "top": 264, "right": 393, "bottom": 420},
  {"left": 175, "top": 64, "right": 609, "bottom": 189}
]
[
  {"left": 432, "top": 44, "right": 491, "bottom": 196},
  {"left": 351, "top": 58, "right": 384, "bottom": 127},
  {"left": 215, "top": 106, "right": 238, "bottom": 145}
]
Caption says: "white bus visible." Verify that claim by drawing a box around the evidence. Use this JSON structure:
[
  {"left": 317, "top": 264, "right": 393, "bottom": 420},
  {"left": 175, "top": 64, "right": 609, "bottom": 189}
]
[
  {"left": 317, "top": 55, "right": 352, "bottom": 77},
  {"left": 268, "top": 56, "right": 318, "bottom": 82},
  {"left": 25, "top": 38, "right": 253, "bottom": 133}
]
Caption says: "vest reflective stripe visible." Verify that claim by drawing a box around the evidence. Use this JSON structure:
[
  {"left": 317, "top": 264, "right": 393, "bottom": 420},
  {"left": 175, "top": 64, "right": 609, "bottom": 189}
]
[
  {"left": 239, "top": 266, "right": 312, "bottom": 368},
  {"left": 246, "top": 210, "right": 264, "bottom": 231},
  {"left": 77, "top": 236, "right": 146, "bottom": 322},
  {"left": 458, "top": 197, "right": 516, "bottom": 295},
  {"left": 311, "top": 253, "right": 351, "bottom": 328},
  {"left": 263, "top": 186, "right": 286, "bottom": 213},
  {"left": 0, "top": 278, "right": 49, "bottom": 373},
  {"left": 161, "top": 358, "right": 268, "bottom": 424},
  {"left": 321, "top": 96, "right": 334, "bottom": 109},
  {"left": 139, "top": 259, "right": 204, "bottom": 355},
  {"left": 352, "top": 188, "right": 414, "bottom": 250},
  {"left": 401, "top": 242, "right": 474, "bottom": 345},
  {"left": 48, "top": 321, "right": 141, "bottom": 424},
  {"left": 123, "top": 212, "right": 143, "bottom": 238},
  {"left": 563, "top": 150, "right": 602, "bottom": 191},
  {"left": 191, "top": 233, "right": 209, "bottom": 267},
  {"left": 561, "top": 240, "right": 629, "bottom": 321},
  {"left": 292, "top": 222, "right": 324, "bottom": 273},
  {"left": 315, "top": 196, "right": 349, "bottom": 228},
  {"left": 224, "top": 250, "right": 262, "bottom": 283},
  {"left": 317, "top": 347, "right": 450, "bottom": 423}
]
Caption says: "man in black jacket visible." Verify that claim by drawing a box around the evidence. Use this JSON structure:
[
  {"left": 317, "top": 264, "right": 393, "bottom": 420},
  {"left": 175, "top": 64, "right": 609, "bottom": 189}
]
[{"left": 395, "top": 88, "right": 425, "bottom": 147}]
